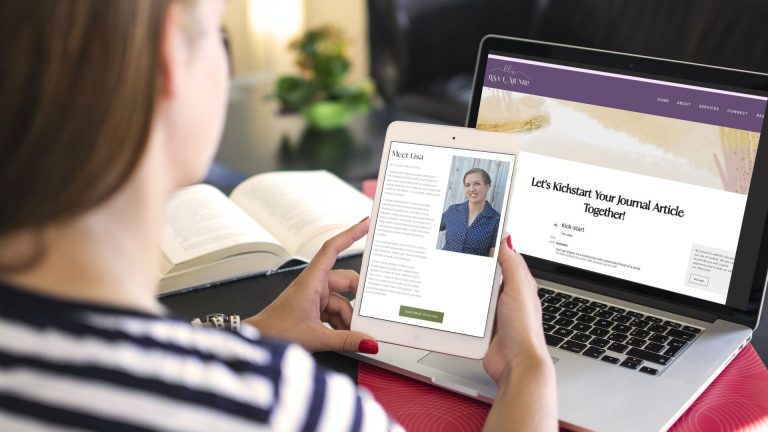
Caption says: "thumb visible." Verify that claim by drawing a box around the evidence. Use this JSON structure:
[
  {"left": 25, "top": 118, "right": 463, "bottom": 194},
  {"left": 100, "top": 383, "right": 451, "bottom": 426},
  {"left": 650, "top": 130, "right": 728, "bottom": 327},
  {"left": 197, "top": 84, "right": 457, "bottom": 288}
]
[
  {"left": 321, "top": 328, "right": 379, "bottom": 354},
  {"left": 498, "top": 234, "right": 533, "bottom": 286},
  {"left": 498, "top": 233, "right": 517, "bottom": 268}
]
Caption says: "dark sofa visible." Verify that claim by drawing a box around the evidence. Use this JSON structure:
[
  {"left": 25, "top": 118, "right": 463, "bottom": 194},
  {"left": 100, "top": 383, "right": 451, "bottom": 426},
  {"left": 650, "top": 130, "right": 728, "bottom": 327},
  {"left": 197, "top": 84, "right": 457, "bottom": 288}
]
[{"left": 368, "top": 0, "right": 768, "bottom": 124}]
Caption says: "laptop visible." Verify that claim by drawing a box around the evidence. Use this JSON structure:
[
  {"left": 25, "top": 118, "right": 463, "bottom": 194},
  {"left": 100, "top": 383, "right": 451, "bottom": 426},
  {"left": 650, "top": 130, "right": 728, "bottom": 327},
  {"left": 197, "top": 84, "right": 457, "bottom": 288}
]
[{"left": 351, "top": 36, "right": 768, "bottom": 431}]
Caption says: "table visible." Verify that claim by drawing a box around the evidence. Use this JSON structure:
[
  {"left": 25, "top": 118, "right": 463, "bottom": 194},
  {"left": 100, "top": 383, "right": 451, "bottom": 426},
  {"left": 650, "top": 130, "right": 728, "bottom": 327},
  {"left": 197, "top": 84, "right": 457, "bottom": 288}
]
[
  {"left": 171, "top": 74, "right": 768, "bottom": 430},
  {"left": 159, "top": 255, "right": 768, "bottom": 431},
  {"left": 160, "top": 256, "right": 364, "bottom": 379},
  {"left": 357, "top": 345, "right": 768, "bottom": 431}
]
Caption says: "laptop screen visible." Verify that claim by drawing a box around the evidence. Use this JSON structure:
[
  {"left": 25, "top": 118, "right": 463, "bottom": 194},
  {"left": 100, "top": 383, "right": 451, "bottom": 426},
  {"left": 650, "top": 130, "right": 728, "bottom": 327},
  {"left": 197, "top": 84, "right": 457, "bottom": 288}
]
[{"left": 474, "top": 50, "right": 767, "bottom": 308}]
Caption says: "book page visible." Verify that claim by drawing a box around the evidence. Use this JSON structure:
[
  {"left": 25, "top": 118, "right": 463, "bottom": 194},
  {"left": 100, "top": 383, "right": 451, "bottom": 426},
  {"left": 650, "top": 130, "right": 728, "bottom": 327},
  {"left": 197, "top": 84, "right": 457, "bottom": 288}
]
[
  {"left": 161, "top": 184, "right": 285, "bottom": 271},
  {"left": 229, "top": 171, "right": 372, "bottom": 259},
  {"left": 158, "top": 252, "right": 285, "bottom": 295}
]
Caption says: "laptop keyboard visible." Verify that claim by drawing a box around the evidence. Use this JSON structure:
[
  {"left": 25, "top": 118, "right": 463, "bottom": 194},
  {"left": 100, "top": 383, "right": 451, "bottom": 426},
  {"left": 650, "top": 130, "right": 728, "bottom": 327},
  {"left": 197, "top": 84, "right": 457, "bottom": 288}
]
[{"left": 538, "top": 287, "right": 703, "bottom": 376}]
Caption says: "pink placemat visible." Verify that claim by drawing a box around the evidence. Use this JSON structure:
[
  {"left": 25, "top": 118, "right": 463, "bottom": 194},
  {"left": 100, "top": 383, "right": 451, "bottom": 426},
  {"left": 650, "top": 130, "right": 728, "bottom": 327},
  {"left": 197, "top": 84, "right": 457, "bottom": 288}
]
[
  {"left": 358, "top": 344, "right": 768, "bottom": 431},
  {"left": 362, "top": 179, "right": 378, "bottom": 201},
  {"left": 358, "top": 179, "right": 767, "bottom": 430}
]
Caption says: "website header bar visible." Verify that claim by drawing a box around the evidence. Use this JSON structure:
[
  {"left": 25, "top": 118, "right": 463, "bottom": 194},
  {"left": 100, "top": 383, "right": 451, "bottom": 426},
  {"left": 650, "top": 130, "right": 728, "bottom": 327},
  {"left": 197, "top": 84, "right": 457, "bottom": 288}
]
[{"left": 484, "top": 55, "right": 766, "bottom": 132}]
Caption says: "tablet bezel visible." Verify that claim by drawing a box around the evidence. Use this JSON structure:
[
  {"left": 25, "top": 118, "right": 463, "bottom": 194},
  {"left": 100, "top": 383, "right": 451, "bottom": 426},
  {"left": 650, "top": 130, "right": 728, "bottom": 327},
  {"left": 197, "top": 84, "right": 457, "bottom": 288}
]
[{"left": 351, "top": 120, "right": 519, "bottom": 359}]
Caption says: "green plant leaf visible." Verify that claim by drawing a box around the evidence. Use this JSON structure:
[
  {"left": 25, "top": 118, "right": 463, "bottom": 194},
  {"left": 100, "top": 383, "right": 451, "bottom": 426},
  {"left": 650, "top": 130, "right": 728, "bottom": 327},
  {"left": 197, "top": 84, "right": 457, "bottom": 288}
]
[
  {"left": 302, "top": 100, "right": 357, "bottom": 130},
  {"left": 274, "top": 75, "right": 315, "bottom": 111},
  {"left": 276, "top": 26, "right": 375, "bottom": 115}
]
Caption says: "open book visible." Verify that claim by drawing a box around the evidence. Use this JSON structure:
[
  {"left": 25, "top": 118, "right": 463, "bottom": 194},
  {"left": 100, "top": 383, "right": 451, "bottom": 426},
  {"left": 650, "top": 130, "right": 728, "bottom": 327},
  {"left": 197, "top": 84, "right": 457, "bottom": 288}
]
[{"left": 158, "top": 170, "right": 372, "bottom": 294}]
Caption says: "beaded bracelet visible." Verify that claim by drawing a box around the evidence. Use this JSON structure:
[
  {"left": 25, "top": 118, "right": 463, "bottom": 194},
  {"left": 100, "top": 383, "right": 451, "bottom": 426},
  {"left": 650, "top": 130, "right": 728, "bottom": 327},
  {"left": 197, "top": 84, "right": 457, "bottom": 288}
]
[{"left": 190, "top": 313, "right": 241, "bottom": 332}]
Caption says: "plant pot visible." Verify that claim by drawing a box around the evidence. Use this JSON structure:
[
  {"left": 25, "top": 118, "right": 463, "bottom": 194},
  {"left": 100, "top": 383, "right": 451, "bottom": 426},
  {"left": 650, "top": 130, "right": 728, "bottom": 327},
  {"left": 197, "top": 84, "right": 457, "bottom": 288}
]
[{"left": 301, "top": 100, "right": 363, "bottom": 130}]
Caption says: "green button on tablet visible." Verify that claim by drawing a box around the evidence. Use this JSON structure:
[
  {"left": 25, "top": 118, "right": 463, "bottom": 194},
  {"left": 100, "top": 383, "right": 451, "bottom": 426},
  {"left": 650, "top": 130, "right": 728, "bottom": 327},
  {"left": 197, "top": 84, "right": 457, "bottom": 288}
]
[{"left": 399, "top": 305, "right": 444, "bottom": 323}]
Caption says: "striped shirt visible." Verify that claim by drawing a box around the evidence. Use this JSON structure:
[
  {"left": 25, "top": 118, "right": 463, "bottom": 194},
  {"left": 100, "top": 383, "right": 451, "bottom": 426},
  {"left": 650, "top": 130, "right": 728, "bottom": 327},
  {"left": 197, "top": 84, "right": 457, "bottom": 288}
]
[{"left": 0, "top": 279, "right": 402, "bottom": 432}]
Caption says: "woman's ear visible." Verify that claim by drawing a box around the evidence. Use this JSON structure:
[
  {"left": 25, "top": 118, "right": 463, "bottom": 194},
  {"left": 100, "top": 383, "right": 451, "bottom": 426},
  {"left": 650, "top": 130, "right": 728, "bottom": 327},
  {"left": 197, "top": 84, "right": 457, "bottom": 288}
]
[{"left": 157, "top": 2, "right": 188, "bottom": 100}]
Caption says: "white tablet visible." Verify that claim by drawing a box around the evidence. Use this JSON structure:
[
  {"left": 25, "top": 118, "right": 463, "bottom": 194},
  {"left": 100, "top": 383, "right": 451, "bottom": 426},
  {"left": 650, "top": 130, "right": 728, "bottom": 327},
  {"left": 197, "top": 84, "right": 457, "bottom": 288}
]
[{"left": 351, "top": 121, "right": 519, "bottom": 359}]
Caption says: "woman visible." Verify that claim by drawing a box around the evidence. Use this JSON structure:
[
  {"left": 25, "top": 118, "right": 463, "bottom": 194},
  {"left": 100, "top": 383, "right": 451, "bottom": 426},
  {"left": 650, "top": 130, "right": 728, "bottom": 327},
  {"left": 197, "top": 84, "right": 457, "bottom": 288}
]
[
  {"left": 441, "top": 168, "right": 501, "bottom": 257},
  {"left": 0, "top": 1, "right": 556, "bottom": 430}
]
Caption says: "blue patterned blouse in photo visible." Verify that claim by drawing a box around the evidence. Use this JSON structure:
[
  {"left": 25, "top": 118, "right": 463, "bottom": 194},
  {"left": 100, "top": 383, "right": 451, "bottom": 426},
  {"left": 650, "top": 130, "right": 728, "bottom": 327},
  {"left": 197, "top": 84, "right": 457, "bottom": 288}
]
[{"left": 440, "top": 201, "right": 501, "bottom": 256}]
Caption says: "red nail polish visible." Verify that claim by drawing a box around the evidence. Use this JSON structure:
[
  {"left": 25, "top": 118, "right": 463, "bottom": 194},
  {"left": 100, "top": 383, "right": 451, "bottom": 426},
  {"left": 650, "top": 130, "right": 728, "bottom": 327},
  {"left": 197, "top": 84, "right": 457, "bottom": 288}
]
[
  {"left": 358, "top": 216, "right": 369, "bottom": 224},
  {"left": 506, "top": 235, "right": 515, "bottom": 251},
  {"left": 358, "top": 339, "right": 378, "bottom": 354}
]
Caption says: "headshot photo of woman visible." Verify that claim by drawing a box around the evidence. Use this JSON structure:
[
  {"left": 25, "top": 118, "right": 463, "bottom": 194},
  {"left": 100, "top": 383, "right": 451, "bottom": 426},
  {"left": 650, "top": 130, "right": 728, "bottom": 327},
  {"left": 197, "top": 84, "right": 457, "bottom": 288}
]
[{"left": 438, "top": 158, "right": 510, "bottom": 257}]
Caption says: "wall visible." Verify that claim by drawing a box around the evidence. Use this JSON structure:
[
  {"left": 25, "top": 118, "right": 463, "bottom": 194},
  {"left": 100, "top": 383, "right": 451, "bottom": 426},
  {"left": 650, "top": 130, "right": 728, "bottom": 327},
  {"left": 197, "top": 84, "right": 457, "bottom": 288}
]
[{"left": 223, "top": 0, "right": 369, "bottom": 81}]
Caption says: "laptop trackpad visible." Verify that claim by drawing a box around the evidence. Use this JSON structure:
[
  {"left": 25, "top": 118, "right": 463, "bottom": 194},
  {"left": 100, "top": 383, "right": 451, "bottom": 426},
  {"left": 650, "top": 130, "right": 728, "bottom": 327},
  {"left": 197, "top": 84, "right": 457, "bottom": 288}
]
[{"left": 418, "top": 353, "right": 496, "bottom": 388}]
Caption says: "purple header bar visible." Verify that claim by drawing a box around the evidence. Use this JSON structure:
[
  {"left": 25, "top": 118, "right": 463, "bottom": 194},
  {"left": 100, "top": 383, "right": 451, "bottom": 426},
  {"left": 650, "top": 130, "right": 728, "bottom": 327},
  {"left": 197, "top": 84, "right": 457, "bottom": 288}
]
[{"left": 483, "top": 56, "right": 766, "bottom": 133}]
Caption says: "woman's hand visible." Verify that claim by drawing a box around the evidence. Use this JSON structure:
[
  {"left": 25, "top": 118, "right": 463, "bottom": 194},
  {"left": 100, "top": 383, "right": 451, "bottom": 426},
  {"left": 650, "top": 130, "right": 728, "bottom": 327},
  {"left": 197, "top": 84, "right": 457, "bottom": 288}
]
[
  {"left": 483, "top": 235, "right": 551, "bottom": 382},
  {"left": 245, "top": 219, "right": 379, "bottom": 354},
  {"left": 482, "top": 236, "right": 558, "bottom": 431}
]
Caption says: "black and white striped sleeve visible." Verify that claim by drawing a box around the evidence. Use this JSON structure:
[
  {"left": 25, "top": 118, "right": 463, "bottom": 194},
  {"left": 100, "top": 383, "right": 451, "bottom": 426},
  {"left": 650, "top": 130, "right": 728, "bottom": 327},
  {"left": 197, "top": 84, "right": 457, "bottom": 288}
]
[{"left": 0, "top": 309, "right": 403, "bottom": 432}]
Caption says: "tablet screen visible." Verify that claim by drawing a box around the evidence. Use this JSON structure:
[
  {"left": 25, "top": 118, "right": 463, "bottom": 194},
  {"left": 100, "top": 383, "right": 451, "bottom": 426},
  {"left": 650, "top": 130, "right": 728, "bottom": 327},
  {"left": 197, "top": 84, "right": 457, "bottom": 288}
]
[{"left": 358, "top": 141, "right": 515, "bottom": 337}]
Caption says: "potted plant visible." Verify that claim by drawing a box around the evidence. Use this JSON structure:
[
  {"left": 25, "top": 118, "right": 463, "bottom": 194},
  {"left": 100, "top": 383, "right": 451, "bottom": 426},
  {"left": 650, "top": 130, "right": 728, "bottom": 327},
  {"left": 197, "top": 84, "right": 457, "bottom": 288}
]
[{"left": 273, "top": 26, "right": 374, "bottom": 130}]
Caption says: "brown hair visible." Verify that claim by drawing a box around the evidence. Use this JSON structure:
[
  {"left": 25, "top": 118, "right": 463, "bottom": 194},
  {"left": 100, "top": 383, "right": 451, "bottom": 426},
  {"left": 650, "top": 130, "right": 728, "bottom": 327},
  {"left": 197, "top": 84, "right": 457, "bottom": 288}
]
[
  {"left": 464, "top": 168, "right": 492, "bottom": 186},
  {"left": 0, "top": 0, "right": 198, "bottom": 269}
]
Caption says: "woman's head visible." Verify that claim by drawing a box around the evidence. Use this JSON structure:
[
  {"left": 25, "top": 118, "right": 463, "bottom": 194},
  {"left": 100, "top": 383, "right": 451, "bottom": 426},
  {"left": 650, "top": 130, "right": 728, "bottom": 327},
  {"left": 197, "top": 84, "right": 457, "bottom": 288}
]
[
  {"left": 463, "top": 168, "right": 491, "bottom": 205},
  {"left": 0, "top": 0, "right": 229, "bottom": 267}
]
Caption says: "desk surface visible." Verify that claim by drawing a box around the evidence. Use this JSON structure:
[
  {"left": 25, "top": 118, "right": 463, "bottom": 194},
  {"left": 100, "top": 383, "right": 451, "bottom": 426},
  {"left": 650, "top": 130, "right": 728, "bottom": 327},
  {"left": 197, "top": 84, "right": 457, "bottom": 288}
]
[
  {"left": 160, "top": 257, "right": 363, "bottom": 379},
  {"left": 358, "top": 344, "right": 768, "bottom": 431},
  {"left": 158, "top": 253, "right": 767, "bottom": 364},
  {"left": 159, "top": 255, "right": 767, "bottom": 430}
]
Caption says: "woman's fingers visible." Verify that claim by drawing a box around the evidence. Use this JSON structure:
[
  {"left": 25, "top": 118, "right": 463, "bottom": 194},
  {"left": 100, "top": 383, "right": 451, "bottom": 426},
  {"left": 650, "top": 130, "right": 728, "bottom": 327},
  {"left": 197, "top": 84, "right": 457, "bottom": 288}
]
[
  {"left": 497, "top": 236, "right": 535, "bottom": 291},
  {"left": 324, "top": 314, "right": 345, "bottom": 330},
  {"left": 327, "top": 269, "right": 360, "bottom": 294},
  {"left": 314, "top": 327, "right": 377, "bottom": 353},
  {"left": 306, "top": 219, "right": 369, "bottom": 276},
  {"left": 325, "top": 292, "right": 354, "bottom": 328}
]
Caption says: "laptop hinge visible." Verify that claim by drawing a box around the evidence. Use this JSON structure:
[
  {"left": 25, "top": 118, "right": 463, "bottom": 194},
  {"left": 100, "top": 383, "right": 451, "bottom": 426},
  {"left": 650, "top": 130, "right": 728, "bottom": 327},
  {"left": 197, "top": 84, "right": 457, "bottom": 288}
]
[{"left": 533, "top": 269, "right": 719, "bottom": 323}]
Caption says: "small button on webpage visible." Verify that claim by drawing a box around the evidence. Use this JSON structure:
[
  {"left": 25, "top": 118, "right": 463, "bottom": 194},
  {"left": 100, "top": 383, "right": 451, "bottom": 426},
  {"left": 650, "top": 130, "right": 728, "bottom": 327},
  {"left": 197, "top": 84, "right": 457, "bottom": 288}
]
[
  {"left": 688, "top": 273, "right": 710, "bottom": 287},
  {"left": 399, "top": 305, "right": 445, "bottom": 323}
]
